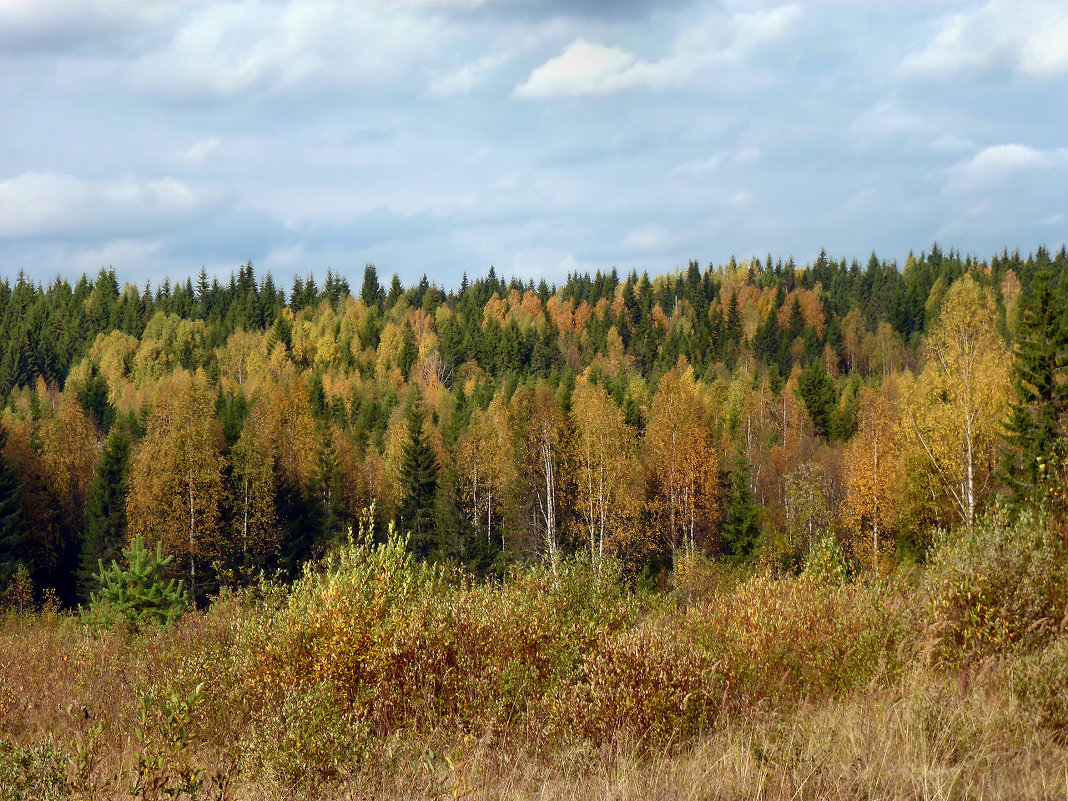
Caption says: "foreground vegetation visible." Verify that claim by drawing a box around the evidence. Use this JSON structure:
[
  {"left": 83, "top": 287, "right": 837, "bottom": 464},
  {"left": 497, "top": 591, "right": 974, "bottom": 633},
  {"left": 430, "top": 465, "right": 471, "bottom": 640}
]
[{"left": 2, "top": 507, "right": 1067, "bottom": 800}]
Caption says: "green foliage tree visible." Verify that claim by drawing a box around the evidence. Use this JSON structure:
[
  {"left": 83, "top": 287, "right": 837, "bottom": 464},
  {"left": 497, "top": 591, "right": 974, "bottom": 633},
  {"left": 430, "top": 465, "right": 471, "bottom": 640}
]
[
  {"left": 1001, "top": 266, "right": 1068, "bottom": 502},
  {"left": 721, "top": 454, "right": 760, "bottom": 565},
  {"left": 0, "top": 426, "right": 26, "bottom": 588},
  {"left": 797, "top": 359, "right": 839, "bottom": 439},
  {"left": 78, "top": 423, "right": 132, "bottom": 600},
  {"left": 398, "top": 408, "right": 439, "bottom": 558},
  {"left": 360, "top": 264, "right": 384, "bottom": 310},
  {"left": 86, "top": 535, "right": 189, "bottom": 630}
]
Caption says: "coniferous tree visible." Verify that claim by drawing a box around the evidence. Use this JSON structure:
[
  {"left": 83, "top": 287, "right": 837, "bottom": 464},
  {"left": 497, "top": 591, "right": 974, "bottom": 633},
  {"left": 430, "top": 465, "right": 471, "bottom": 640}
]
[
  {"left": 361, "top": 264, "right": 384, "bottom": 310},
  {"left": 722, "top": 453, "right": 760, "bottom": 565},
  {"left": 1001, "top": 266, "right": 1068, "bottom": 501},
  {"left": 797, "top": 359, "right": 839, "bottom": 439},
  {"left": 0, "top": 426, "right": 26, "bottom": 588},
  {"left": 78, "top": 423, "right": 132, "bottom": 600},
  {"left": 398, "top": 408, "right": 439, "bottom": 558}
]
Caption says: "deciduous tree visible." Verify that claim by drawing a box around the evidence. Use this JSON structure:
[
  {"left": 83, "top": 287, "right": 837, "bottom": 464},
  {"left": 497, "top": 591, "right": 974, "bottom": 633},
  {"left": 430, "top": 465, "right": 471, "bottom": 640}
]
[
  {"left": 127, "top": 369, "right": 226, "bottom": 599},
  {"left": 908, "top": 276, "right": 1010, "bottom": 528}
]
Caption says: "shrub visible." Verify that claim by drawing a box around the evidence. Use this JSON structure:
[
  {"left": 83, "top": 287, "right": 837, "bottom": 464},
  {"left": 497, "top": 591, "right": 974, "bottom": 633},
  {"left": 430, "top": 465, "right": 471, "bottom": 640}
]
[
  {"left": 926, "top": 509, "right": 1068, "bottom": 663},
  {"left": 803, "top": 534, "right": 850, "bottom": 586},
  {"left": 683, "top": 572, "right": 905, "bottom": 708},
  {"left": 0, "top": 737, "right": 68, "bottom": 801},
  {"left": 1011, "top": 634, "right": 1068, "bottom": 741},
  {"left": 557, "top": 621, "right": 725, "bottom": 745}
]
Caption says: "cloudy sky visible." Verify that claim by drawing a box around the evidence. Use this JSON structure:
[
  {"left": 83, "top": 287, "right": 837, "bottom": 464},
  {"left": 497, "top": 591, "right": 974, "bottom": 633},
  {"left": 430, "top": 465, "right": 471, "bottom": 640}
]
[{"left": 1, "top": 0, "right": 1066, "bottom": 291}]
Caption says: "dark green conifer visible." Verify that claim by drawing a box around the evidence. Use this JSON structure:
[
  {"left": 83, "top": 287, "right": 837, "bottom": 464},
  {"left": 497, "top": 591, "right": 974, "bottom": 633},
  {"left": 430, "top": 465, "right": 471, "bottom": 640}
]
[
  {"left": 78, "top": 423, "right": 131, "bottom": 600},
  {"left": 722, "top": 454, "right": 760, "bottom": 565},
  {"left": 1001, "top": 267, "right": 1068, "bottom": 501},
  {"left": 797, "top": 359, "right": 839, "bottom": 440},
  {"left": 0, "top": 426, "right": 26, "bottom": 588},
  {"left": 398, "top": 408, "right": 439, "bottom": 557}
]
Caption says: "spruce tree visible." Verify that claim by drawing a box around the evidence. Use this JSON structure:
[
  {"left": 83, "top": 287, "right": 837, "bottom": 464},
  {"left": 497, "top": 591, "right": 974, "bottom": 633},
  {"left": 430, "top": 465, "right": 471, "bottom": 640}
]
[
  {"left": 398, "top": 408, "right": 439, "bottom": 558},
  {"left": 722, "top": 454, "right": 760, "bottom": 565},
  {"left": 78, "top": 423, "right": 132, "bottom": 600},
  {"left": 797, "top": 359, "right": 839, "bottom": 440},
  {"left": 360, "top": 264, "right": 384, "bottom": 310},
  {"left": 1001, "top": 267, "right": 1068, "bottom": 502},
  {"left": 0, "top": 426, "right": 26, "bottom": 587}
]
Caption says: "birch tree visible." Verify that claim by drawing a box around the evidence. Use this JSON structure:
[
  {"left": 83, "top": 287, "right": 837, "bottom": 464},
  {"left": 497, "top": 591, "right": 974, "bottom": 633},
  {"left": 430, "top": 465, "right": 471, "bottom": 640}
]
[
  {"left": 908, "top": 276, "right": 1010, "bottom": 529},
  {"left": 570, "top": 381, "right": 638, "bottom": 571},
  {"left": 127, "top": 368, "right": 226, "bottom": 598},
  {"left": 844, "top": 386, "right": 903, "bottom": 564},
  {"left": 645, "top": 370, "right": 719, "bottom": 557}
]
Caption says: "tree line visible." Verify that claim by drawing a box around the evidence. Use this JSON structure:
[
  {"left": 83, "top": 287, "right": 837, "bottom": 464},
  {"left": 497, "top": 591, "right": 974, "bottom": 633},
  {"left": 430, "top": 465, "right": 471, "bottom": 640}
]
[{"left": 0, "top": 244, "right": 1065, "bottom": 605}]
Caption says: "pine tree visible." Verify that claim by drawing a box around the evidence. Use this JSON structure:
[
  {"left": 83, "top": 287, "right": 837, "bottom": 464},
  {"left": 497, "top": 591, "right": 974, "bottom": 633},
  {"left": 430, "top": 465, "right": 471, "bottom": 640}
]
[
  {"left": 86, "top": 535, "right": 188, "bottom": 630},
  {"left": 78, "top": 423, "right": 131, "bottom": 600},
  {"left": 1001, "top": 266, "right": 1068, "bottom": 501},
  {"left": 398, "top": 408, "right": 439, "bottom": 558}
]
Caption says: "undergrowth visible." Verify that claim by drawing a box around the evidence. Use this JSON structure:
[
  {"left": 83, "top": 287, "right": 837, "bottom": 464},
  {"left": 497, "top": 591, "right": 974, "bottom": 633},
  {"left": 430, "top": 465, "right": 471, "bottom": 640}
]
[{"left": 2, "top": 510, "right": 1067, "bottom": 799}]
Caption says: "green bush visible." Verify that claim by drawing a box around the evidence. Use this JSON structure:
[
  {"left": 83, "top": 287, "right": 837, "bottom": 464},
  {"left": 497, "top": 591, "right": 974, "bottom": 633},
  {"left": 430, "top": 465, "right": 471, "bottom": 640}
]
[
  {"left": 0, "top": 737, "right": 69, "bottom": 801},
  {"left": 803, "top": 534, "right": 850, "bottom": 586},
  {"left": 926, "top": 509, "right": 1068, "bottom": 663}
]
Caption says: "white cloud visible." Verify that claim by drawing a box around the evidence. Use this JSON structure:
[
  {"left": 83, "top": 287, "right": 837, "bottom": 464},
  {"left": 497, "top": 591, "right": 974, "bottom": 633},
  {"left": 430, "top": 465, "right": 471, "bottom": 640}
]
[
  {"left": 673, "top": 147, "right": 761, "bottom": 176},
  {"left": 428, "top": 52, "right": 511, "bottom": 97},
  {"left": 514, "top": 39, "right": 640, "bottom": 98},
  {"left": 1035, "top": 213, "right": 1067, "bottom": 227},
  {"left": 948, "top": 144, "right": 1068, "bottom": 186},
  {"left": 903, "top": 0, "right": 1068, "bottom": 78},
  {"left": 174, "top": 137, "right": 221, "bottom": 164},
  {"left": 123, "top": 2, "right": 444, "bottom": 100},
  {"left": 850, "top": 100, "right": 929, "bottom": 141},
  {"left": 515, "top": 5, "right": 801, "bottom": 99},
  {"left": 624, "top": 224, "right": 671, "bottom": 250},
  {"left": 73, "top": 238, "right": 165, "bottom": 272},
  {"left": 0, "top": 171, "right": 206, "bottom": 238}
]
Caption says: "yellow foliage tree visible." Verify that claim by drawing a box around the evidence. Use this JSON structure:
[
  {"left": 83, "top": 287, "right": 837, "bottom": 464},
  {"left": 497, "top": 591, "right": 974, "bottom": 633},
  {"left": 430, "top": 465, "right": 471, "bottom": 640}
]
[
  {"left": 645, "top": 370, "right": 720, "bottom": 557},
  {"left": 127, "top": 369, "right": 226, "bottom": 596},
  {"left": 908, "top": 276, "right": 1010, "bottom": 529},
  {"left": 570, "top": 381, "right": 641, "bottom": 569},
  {"left": 844, "top": 387, "right": 903, "bottom": 566}
]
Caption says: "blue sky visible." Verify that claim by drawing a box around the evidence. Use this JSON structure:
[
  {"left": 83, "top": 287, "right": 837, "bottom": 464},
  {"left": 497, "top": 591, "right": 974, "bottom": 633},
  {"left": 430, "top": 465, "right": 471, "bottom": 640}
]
[{"left": 1, "top": 0, "right": 1066, "bottom": 291}]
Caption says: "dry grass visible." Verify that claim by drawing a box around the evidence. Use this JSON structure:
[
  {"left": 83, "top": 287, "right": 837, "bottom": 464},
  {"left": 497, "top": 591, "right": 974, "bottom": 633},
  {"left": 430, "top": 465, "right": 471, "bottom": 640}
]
[{"left": 2, "top": 516, "right": 1067, "bottom": 799}]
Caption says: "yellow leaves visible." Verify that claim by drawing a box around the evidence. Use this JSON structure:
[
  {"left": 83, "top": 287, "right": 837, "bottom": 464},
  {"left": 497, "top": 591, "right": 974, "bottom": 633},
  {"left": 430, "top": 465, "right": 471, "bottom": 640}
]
[
  {"left": 570, "top": 381, "right": 641, "bottom": 563},
  {"left": 40, "top": 394, "right": 98, "bottom": 524},
  {"left": 843, "top": 387, "right": 903, "bottom": 567},
  {"left": 127, "top": 368, "right": 227, "bottom": 587},
  {"left": 908, "top": 275, "right": 1010, "bottom": 527},
  {"left": 646, "top": 370, "right": 720, "bottom": 554}
]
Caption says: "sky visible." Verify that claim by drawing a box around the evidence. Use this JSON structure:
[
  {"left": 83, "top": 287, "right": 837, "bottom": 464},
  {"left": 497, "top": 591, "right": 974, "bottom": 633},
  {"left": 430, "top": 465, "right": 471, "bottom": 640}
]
[{"left": 1, "top": 0, "right": 1066, "bottom": 292}]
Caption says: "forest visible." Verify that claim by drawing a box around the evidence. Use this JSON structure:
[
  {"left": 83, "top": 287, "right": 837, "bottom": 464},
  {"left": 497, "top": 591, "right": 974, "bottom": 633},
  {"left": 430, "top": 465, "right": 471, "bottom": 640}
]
[{"left": 2, "top": 244, "right": 1068, "bottom": 799}]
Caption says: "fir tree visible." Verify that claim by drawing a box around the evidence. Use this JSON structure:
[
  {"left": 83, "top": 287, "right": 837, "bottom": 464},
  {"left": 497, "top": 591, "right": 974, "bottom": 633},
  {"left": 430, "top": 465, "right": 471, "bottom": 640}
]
[
  {"left": 398, "top": 408, "right": 439, "bottom": 558},
  {"left": 722, "top": 453, "right": 760, "bottom": 565},
  {"left": 797, "top": 359, "right": 839, "bottom": 440},
  {"left": 78, "top": 423, "right": 132, "bottom": 600},
  {"left": 86, "top": 535, "right": 188, "bottom": 630},
  {"left": 360, "top": 264, "right": 384, "bottom": 310},
  {"left": 0, "top": 426, "right": 26, "bottom": 587},
  {"left": 1001, "top": 266, "right": 1068, "bottom": 501}
]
